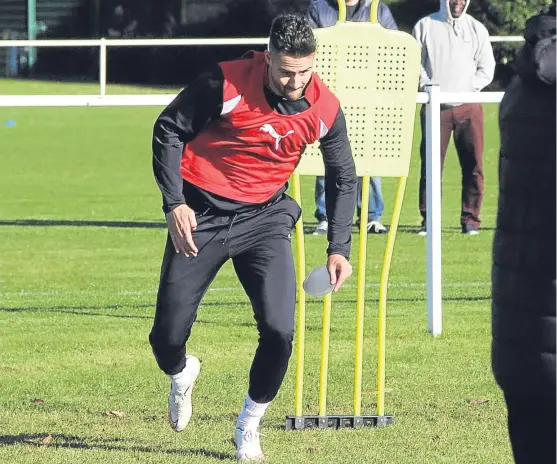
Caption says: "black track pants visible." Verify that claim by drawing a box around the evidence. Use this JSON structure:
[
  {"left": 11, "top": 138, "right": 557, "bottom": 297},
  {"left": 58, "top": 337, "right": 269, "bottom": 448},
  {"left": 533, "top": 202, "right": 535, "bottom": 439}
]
[
  {"left": 505, "top": 393, "right": 556, "bottom": 464},
  {"left": 149, "top": 194, "right": 301, "bottom": 403}
]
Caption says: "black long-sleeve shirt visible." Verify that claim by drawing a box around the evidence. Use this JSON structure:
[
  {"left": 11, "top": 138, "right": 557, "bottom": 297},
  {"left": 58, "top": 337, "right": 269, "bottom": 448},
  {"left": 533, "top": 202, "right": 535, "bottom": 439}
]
[{"left": 152, "top": 63, "right": 357, "bottom": 258}]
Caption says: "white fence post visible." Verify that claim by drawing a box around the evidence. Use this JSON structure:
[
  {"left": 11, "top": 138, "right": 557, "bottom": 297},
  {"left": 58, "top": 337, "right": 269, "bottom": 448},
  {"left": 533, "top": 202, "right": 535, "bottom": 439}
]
[
  {"left": 99, "top": 38, "right": 107, "bottom": 96},
  {"left": 425, "top": 84, "right": 442, "bottom": 336}
]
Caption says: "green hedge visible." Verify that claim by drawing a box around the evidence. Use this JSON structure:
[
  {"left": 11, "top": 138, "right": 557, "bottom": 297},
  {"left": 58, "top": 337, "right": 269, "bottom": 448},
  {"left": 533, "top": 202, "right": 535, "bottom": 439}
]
[{"left": 469, "top": 0, "right": 552, "bottom": 34}]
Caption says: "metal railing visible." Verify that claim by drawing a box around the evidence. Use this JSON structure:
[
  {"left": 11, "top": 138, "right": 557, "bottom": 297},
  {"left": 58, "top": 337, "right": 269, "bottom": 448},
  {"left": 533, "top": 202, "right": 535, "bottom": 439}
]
[{"left": 0, "top": 36, "right": 523, "bottom": 96}]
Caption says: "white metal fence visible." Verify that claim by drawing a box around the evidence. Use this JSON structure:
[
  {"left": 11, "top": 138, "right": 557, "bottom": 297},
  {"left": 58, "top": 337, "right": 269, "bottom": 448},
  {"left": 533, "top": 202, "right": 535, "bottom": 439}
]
[
  {"left": 0, "top": 36, "right": 523, "bottom": 96},
  {"left": 0, "top": 37, "right": 521, "bottom": 335}
]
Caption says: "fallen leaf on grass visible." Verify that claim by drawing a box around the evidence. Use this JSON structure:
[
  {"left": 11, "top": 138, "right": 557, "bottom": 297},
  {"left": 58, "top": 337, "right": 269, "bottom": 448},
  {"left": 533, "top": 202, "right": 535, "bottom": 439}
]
[
  {"left": 32, "top": 399, "right": 45, "bottom": 405},
  {"left": 104, "top": 410, "right": 126, "bottom": 418},
  {"left": 466, "top": 399, "right": 489, "bottom": 406},
  {"left": 38, "top": 435, "right": 52, "bottom": 446}
]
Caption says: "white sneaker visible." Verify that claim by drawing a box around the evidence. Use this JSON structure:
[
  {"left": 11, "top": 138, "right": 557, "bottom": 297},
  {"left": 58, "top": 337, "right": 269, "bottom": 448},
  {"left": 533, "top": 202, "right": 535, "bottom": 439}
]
[
  {"left": 168, "top": 355, "right": 201, "bottom": 432},
  {"left": 465, "top": 229, "right": 480, "bottom": 236},
  {"left": 313, "top": 220, "right": 328, "bottom": 235},
  {"left": 234, "top": 427, "right": 265, "bottom": 461},
  {"left": 367, "top": 220, "right": 387, "bottom": 234},
  {"left": 462, "top": 224, "right": 480, "bottom": 235}
]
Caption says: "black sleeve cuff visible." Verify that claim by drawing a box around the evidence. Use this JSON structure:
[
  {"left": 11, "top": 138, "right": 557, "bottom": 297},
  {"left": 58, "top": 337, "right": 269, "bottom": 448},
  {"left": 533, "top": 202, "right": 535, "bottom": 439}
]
[
  {"left": 327, "top": 243, "right": 351, "bottom": 261},
  {"left": 162, "top": 199, "right": 186, "bottom": 214}
]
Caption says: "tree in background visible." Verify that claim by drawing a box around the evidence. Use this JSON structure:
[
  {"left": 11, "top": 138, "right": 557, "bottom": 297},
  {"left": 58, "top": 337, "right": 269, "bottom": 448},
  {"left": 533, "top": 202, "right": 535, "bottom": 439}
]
[
  {"left": 470, "top": 0, "right": 553, "bottom": 35},
  {"left": 470, "top": 0, "right": 554, "bottom": 87}
]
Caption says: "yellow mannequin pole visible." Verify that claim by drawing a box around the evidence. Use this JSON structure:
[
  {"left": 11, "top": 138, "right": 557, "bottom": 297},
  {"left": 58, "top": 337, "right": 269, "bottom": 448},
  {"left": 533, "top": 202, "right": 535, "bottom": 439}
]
[
  {"left": 318, "top": 292, "right": 332, "bottom": 415},
  {"left": 353, "top": 175, "right": 370, "bottom": 415},
  {"left": 291, "top": 173, "right": 306, "bottom": 417},
  {"left": 377, "top": 176, "right": 407, "bottom": 415},
  {"left": 337, "top": 0, "right": 346, "bottom": 22},
  {"left": 370, "top": 0, "right": 380, "bottom": 24}
]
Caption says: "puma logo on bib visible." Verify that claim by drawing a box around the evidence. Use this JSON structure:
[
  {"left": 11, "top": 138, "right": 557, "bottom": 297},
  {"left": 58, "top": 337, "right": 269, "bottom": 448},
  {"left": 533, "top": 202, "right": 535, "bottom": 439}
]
[{"left": 260, "top": 124, "right": 294, "bottom": 150}]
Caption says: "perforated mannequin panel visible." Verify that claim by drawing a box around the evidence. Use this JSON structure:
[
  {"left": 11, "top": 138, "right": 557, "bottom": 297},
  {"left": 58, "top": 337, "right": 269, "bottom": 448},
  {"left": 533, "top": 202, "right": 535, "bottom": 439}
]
[{"left": 295, "top": 22, "right": 421, "bottom": 177}]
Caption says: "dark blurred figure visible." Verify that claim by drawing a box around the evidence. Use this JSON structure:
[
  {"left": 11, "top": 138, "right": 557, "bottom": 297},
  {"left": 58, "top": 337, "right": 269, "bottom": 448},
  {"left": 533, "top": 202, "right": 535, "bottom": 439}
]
[
  {"left": 104, "top": 2, "right": 144, "bottom": 83},
  {"left": 492, "top": 3, "right": 556, "bottom": 464},
  {"left": 106, "top": 3, "right": 139, "bottom": 38},
  {"left": 161, "top": 10, "right": 179, "bottom": 38},
  {"left": 147, "top": 8, "right": 180, "bottom": 84}
]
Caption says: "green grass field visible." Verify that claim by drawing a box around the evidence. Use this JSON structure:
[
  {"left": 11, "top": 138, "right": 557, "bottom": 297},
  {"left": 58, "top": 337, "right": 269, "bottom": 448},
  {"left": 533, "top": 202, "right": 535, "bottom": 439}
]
[{"left": 0, "top": 79, "right": 510, "bottom": 463}]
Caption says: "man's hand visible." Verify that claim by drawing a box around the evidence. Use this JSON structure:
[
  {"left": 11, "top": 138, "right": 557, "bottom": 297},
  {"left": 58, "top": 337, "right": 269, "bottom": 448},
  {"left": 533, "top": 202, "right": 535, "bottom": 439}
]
[
  {"left": 166, "top": 204, "right": 198, "bottom": 257},
  {"left": 327, "top": 254, "right": 352, "bottom": 293}
]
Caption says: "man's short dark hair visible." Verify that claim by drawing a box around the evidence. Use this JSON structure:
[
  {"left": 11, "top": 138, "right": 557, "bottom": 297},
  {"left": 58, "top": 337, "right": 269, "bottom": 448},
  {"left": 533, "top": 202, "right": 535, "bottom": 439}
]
[{"left": 269, "top": 14, "right": 317, "bottom": 57}]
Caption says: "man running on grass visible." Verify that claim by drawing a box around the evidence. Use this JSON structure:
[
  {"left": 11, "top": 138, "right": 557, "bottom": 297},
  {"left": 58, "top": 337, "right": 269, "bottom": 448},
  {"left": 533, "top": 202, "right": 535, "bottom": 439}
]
[{"left": 150, "top": 14, "right": 356, "bottom": 461}]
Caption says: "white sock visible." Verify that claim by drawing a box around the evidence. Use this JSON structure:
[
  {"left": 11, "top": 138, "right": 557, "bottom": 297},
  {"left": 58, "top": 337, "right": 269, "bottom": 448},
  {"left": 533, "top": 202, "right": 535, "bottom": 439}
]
[
  {"left": 236, "top": 395, "right": 270, "bottom": 431},
  {"left": 168, "top": 361, "right": 194, "bottom": 393}
]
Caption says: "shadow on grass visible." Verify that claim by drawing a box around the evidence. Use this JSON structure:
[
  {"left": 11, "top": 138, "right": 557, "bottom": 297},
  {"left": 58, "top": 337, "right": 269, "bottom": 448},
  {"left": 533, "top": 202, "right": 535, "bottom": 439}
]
[
  {"left": 0, "top": 433, "right": 235, "bottom": 460},
  {"left": 0, "top": 219, "right": 165, "bottom": 229},
  {"left": 303, "top": 223, "right": 495, "bottom": 235},
  {"left": 0, "top": 304, "right": 260, "bottom": 329},
  {"left": 0, "top": 219, "right": 495, "bottom": 235},
  {"left": 0, "top": 305, "right": 343, "bottom": 334},
  {"left": 0, "top": 294, "right": 488, "bottom": 322},
  {"left": 0, "top": 304, "right": 343, "bottom": 331},
  {"left": 0, "top": 305, "right": 154, "bottom": 320},
  {"left": 0, "top": 301, "right": 250, "bottom": 318}
]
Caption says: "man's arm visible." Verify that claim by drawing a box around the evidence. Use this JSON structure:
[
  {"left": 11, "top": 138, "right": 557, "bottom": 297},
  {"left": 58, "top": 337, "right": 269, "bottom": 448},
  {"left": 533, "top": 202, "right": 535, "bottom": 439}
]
[
  {"left": 379, "top": 3, "right": 398, "bottom": 30},
  {"left": 152, "top": 64, "right": 224, "bottom": 213},
  {"left": 412, "top": 21, "right": 432, "bottom": 90},
  {"left": 319, "top": 107, "right": 358, "bottom": 260},
  {"left": 307, "top": 0, "right": 322, "bottom": 28},
  {"left": 472, "top": 25, "right": 496, "bottom": 91}
]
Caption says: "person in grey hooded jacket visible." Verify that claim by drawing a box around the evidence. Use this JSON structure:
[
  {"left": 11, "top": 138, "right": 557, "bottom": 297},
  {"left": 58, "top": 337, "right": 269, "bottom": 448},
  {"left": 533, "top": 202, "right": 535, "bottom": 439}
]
[
  {"left": 412, "top": 0, "right": 495, "bottom": 235},
  {"left": 492, "top": 3, "right": 556, "bottom": 463}
]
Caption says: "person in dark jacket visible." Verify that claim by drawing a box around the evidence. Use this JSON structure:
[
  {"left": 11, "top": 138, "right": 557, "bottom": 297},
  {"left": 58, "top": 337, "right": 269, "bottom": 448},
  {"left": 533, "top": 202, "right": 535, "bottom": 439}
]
[
  {"left": 307, "top": 0, "right": 397, "bottom": 29},
  {"left": 492, "top": 3, "right": 556, "bottom": 463},
  {"left": 308, "top": 0, "right": 397, "bottom": 235}
]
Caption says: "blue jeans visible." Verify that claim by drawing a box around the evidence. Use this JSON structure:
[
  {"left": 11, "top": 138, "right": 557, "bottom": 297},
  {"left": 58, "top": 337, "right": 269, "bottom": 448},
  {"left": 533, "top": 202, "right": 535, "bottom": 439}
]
[{"left": 314, "top": 176, "right": 384, "bottom": 222}]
